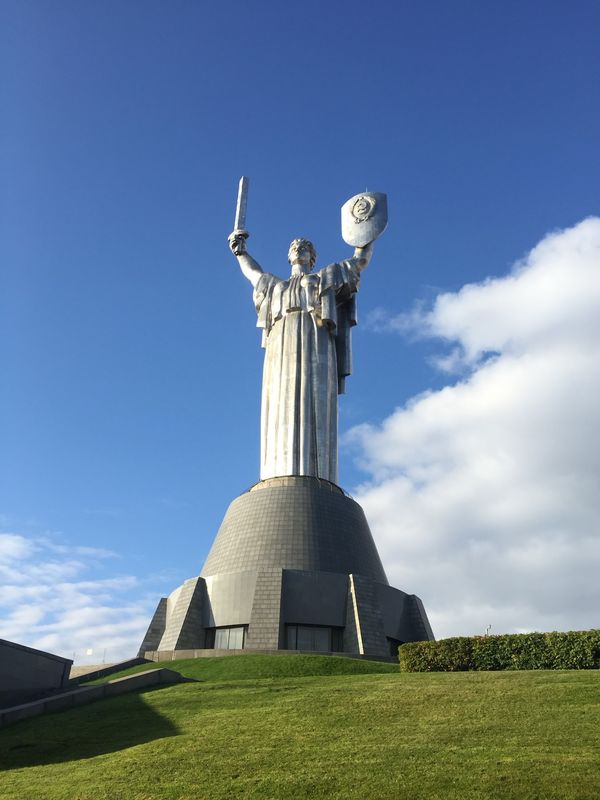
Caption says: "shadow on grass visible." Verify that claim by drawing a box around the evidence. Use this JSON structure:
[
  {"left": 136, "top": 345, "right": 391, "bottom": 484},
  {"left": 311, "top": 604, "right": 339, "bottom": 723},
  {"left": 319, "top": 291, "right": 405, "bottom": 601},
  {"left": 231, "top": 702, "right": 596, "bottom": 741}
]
[{"left": 0, "top": 687, "right": 179, "bottom": 769}]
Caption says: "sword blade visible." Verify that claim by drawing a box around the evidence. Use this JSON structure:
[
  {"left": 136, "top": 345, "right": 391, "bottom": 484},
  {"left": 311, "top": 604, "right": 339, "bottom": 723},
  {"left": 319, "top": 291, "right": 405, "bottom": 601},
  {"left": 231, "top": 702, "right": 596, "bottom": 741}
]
[{"left": 234, "top": 176, "right": 249, "bottom": 231}]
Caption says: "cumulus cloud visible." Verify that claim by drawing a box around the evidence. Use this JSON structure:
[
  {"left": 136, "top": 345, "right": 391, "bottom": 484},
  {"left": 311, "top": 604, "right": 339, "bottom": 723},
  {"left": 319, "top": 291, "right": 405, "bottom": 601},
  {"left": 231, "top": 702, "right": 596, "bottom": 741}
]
[
  {"left": 0, "top": 532, "right": 159, "bottom": 665},
  {"left": 348, "top": 218, "right": 600, "bottom": 639},
  {"left": 0, "top": 533, "right": 36, "bottom": 562}
]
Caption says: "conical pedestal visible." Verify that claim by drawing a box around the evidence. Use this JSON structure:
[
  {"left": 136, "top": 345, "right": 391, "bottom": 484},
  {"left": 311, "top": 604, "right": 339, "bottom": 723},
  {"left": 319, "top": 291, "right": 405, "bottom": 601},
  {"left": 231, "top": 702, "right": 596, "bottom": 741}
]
[{"left": 139, "top": 477, "right": 433, "bottom": 660}]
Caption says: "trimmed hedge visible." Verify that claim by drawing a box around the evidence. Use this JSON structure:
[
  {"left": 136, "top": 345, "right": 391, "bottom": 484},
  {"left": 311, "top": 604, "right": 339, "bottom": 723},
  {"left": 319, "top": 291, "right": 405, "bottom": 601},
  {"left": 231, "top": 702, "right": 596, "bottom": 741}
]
[{"left": 399, "top": 629, "right": 600, "bottom": 672}]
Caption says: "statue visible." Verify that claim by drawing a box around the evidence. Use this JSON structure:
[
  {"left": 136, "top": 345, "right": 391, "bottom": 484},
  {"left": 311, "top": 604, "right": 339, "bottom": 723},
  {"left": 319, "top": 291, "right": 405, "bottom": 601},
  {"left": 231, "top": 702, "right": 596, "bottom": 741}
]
[{"left": 228, "top": 179, "right": 387, "bottom": 485}]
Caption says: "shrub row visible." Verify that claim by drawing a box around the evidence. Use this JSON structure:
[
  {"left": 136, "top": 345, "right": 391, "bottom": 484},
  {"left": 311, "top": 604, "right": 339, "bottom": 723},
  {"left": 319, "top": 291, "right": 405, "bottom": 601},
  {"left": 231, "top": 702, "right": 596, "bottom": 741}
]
[{"left": 399, "top": 630, "right": 600, "bottom": 672}]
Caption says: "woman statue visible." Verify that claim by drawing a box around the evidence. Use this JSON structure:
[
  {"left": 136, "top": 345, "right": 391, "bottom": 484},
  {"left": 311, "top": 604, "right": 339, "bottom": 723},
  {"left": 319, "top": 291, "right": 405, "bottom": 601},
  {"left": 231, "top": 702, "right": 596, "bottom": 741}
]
[{"left": 228, "top": 231, "right": 373, "bottom": 485}]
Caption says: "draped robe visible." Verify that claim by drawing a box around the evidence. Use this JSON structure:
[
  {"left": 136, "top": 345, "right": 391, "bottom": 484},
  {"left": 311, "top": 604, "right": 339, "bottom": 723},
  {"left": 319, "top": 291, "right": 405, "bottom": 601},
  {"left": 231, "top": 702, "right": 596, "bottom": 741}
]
[{"left": 253, "top": 260, "right": 359, "bottom": 484}]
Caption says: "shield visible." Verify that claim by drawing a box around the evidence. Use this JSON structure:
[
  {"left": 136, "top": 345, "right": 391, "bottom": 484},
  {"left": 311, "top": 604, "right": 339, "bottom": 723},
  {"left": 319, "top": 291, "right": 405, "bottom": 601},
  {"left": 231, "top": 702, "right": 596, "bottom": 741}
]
[{"left": 341, "top": 191, "right": 388, "bottom": 247}]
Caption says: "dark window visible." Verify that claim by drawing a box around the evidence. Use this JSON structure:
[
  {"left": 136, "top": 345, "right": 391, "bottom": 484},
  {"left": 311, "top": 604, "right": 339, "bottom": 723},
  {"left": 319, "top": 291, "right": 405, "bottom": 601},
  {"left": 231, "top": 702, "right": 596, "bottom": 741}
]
[
  {"left": 331, "top": 627, "right": 344, "bottom": 652},
  {"left": 387, "top": 637, "right": 404, "bottom": 659},
  {"left": 286, "top": 625, "right": 298, "bottom": 650},
  {"left": 297, "top": 625, "right": 314, "bottom": 650},
  {"left": 286, "top": 624, "right": 344, "bottom": 652},
  {"left": 206, "top": 626, "right": 247, "bottom": 650}
]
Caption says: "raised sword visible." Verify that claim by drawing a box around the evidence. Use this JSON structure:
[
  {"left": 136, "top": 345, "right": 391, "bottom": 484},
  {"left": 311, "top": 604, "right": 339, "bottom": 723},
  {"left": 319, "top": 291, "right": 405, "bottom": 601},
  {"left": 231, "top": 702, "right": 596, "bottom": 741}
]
[{"left": 233, "top": 176, "right": 249, "bottom": 234}]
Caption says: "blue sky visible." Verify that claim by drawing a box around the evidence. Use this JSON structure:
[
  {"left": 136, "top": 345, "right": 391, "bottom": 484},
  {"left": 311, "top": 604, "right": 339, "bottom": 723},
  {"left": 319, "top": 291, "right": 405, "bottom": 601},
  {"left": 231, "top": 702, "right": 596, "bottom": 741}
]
[{"left": 1, "top": 1, "right": 599, "bottom": 663}]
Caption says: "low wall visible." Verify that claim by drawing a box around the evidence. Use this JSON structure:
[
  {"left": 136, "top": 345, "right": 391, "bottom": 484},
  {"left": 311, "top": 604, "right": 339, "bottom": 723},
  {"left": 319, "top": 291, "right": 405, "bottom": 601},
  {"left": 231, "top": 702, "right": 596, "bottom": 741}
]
[
  {"left": 0, "top": 639, "right": 72, "bottom": 708},
  {"left": 0, "top": 668, "right": 186, "bottom": 729}
]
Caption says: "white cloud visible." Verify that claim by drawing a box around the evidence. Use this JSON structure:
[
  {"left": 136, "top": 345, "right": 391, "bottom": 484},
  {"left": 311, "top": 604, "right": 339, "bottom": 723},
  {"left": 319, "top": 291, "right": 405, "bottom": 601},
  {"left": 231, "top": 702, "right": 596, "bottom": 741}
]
[
  {"left": 0, "top": 531, "right": 160, "bottom": 665},
  {"left": 348, "top": 218, "right": 600, "bottom": 639},
  {"left": 41, "top": 540, "right": 119, "bottom": 559},
  {"left": 0, "top": 533, "right": 36, "bottom": 562}
]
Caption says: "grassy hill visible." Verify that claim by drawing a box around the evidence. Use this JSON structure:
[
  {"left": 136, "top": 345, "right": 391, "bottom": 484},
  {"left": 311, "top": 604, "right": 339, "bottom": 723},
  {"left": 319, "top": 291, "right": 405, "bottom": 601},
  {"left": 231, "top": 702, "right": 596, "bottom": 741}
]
[
  {"left": 1, "top": 655, "right": 599, "bottom": 800},
  {"left": 83, "top": 653, "right": 398, "bottom": 683}
]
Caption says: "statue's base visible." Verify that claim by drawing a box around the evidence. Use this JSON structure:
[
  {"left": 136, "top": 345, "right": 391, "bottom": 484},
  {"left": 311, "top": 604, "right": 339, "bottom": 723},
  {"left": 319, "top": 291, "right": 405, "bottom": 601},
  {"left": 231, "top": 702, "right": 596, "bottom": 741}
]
[{"left": 139, "top": 477, "right": 433, "bottom": 660}]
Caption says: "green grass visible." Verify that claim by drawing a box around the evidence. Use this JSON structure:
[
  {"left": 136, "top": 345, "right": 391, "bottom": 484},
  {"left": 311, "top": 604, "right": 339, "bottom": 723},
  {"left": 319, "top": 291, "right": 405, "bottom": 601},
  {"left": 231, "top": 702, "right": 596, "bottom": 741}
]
[
  {"left": 83, "top": 653, "right": 397, "bottom": 684},
  {"left": 1, "top": 658, "right": 599, "bottom": 800}
]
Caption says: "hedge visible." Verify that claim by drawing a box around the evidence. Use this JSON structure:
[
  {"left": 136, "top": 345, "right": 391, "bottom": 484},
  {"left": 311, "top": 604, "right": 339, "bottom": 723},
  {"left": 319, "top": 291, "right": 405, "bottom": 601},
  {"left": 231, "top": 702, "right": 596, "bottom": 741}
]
[{"left": 399, "top": 630, "right": 600, "bottom": 672}]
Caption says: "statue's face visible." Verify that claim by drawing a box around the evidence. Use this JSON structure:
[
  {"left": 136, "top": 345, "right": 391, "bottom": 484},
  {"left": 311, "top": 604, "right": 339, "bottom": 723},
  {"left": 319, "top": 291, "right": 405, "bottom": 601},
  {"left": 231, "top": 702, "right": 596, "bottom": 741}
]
[{"left": 288, "top": 240, "right": 315, "bottom": 273}]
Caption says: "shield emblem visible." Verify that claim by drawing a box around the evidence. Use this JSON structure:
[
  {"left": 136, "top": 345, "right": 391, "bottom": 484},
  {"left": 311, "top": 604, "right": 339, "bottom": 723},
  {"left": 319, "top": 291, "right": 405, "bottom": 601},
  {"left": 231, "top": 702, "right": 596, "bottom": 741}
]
[{"left": 341, "top": 192, "right": 388, "bottom": 247}]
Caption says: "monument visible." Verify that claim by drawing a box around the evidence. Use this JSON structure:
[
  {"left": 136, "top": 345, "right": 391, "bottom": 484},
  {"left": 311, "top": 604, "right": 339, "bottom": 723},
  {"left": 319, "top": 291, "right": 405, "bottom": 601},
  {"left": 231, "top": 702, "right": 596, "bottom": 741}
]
[{"left": 138, "top": 180, "right": 433, "bottom": 660}]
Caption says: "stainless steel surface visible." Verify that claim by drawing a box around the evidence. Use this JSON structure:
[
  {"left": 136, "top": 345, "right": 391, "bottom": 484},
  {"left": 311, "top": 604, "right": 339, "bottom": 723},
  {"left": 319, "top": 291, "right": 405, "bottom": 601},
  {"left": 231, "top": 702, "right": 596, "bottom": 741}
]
[
  {"left": 234, "top": 175, "right": 249, "bottom": 232},
  {"left": 228, "top": 186, "right": 380, "bottom": 482},
  {"left": 341, "top": 191, "right": 388, "bottom": 247},
  {"left": 255, "top": 258, "right": 365, "bottom": 482}
]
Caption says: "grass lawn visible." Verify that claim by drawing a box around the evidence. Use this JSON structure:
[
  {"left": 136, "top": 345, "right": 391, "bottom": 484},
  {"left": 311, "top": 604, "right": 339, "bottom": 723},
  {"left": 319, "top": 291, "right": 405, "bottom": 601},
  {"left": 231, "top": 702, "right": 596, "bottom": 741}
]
[
  {"left": 82, "top": 653, "right": 398, "bottom": 684},
  {"left": 0, "top": 659, "right": 599, "bottom": 800}
]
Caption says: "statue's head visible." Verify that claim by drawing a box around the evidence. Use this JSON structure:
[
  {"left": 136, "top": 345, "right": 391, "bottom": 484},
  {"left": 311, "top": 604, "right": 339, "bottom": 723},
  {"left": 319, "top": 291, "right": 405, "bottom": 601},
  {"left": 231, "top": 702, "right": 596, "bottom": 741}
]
[{"left": 288, "top": 238, "right": 317, "bottom": 274}]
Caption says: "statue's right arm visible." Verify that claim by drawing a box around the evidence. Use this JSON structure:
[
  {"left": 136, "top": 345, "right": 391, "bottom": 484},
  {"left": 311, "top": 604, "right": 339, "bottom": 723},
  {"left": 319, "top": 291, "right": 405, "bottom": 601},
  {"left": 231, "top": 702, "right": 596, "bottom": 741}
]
[
  {"left": 228, "top": 231, "right": 264, "bottom": 288},
  {"left": 237, "top": 253, "right": 264, "bottom": 288}
]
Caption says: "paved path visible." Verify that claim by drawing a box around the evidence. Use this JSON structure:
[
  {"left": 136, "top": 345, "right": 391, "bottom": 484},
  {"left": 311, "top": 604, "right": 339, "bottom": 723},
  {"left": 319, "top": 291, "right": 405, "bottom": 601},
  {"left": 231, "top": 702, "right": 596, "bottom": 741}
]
[{"left": 70, "top": 663, "right": 117, "bottom": 679}]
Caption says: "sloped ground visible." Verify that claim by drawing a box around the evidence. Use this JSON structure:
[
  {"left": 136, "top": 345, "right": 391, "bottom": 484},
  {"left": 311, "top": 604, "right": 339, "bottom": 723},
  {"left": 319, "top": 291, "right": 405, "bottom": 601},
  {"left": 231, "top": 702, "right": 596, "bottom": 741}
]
[
  {"left": 0, "top": 658, "right": 598, "bottom": 800},
  {"left": 81, "top": 653, "right": 398, "bottom": 684},
  {"left": 70, "top": 664, "right": 118, "bottom": 679}
]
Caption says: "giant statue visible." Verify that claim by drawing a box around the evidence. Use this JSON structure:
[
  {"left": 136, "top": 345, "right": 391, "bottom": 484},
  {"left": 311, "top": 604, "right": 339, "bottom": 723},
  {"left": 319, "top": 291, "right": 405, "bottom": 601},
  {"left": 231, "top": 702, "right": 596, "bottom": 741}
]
[
  {"left": 228, "top": 178, "right": 387, "bottom": 484},
  {"left": 138, "top": 180, "right": 434, "bottom": 661}
]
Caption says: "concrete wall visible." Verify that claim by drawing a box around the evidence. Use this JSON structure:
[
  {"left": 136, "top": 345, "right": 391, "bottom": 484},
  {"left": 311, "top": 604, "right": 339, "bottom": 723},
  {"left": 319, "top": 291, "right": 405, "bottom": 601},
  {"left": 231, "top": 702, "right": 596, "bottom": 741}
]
[
  {"left": 204, "top": 571, "right": 259, "bottom": 627},
  {"left": 0, "top": 639, "right": 73, "bottom": 708},
  {"left": 158, "top": 578, "right": 206, "bottom": 651},
  {"left": 137, "top": 597, "right": 167, "bottom": 656},
  {"left": 282, "top": 570, "right": 348, "bottom": 627},
  {"left": 142, "top": 568, "right": 433, "bottom": 659},
  {"left": 0, "top": 668, "right": 185, "bottom": 729}
]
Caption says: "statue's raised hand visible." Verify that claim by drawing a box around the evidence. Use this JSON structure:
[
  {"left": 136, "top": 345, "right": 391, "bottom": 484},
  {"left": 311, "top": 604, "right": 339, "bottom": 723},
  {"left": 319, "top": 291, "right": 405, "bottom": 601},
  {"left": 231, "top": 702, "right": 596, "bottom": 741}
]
[{"left": 228, "top": 230, "right": 249, "bottom": 257}]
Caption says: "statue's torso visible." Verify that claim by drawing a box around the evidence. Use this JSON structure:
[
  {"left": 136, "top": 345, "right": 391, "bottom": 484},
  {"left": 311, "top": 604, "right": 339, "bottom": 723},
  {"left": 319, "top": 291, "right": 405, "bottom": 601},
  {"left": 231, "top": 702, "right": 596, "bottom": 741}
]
[
  {"left": 263, "top": 272, "right": 324, "bottom": 326},
  {"left": 253, "top": 263, "right": 359, "bottom": 482}
]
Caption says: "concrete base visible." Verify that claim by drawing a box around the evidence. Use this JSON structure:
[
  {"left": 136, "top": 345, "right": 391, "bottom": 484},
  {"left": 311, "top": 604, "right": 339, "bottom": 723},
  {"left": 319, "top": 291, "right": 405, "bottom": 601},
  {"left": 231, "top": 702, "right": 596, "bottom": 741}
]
[{"left": 139, "top": 477, "right": 433, "bottom": 660}]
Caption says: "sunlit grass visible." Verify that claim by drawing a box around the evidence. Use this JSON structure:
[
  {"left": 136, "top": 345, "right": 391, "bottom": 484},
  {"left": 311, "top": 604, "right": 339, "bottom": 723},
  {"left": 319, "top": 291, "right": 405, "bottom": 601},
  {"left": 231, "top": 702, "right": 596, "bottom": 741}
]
[
  {"left": 83, "top": 653, "right": 398, "bottom": 684},
  {"left": 1, "top": 660, "right": 598, "bottom": 800}
]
